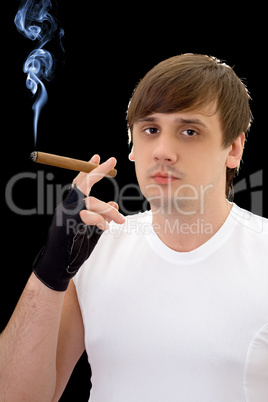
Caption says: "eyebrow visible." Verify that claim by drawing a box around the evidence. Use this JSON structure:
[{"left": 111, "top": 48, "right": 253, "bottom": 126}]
[{"left": 136, "top": 116, "right": 208, "bottom": 128}]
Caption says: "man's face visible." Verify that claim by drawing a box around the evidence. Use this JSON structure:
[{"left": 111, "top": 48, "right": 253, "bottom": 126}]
[{"left": 130, "top": 108, "right": 235, "bottom": 215}]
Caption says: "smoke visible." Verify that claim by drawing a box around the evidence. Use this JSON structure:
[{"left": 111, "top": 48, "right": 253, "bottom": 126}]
[{"left": 14, "top": 0, "right": 64, "bottom": 144}]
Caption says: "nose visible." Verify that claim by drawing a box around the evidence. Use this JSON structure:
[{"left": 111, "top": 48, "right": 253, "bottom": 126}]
[{"left": 152, "top": 135, "right": 178, "bottom": 165}]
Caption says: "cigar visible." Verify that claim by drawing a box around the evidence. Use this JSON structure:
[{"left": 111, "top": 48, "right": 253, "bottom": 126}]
[{"left": 30, "top": 151, "right": 117, "bottom": 177}]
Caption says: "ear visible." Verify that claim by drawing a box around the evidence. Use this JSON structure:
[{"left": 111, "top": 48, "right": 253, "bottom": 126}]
[
  {"left": 226, "top": 133, "right": 245, "bottom": 169},
  {"left": 129, "top": 146, "right": 135, "bottom": 162}
]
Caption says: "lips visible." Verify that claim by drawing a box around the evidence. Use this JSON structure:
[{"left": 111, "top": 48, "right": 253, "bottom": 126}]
[{"left": 151, "top": 171, "right": 179, "bottom": 184}]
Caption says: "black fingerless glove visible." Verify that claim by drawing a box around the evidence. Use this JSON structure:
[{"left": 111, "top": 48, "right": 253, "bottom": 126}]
[{"left": 33, "top": 185, "right": 103, "bottom": 291}]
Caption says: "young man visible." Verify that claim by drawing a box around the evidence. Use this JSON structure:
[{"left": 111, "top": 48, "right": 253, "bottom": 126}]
[{"left": 1, "top": 54, "right": 267, "bottom": 401}]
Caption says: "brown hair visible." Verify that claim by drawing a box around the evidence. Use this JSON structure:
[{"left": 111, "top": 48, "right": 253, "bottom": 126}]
[{"left": 127, "top": 54, "right": 252, "bottom": 198}]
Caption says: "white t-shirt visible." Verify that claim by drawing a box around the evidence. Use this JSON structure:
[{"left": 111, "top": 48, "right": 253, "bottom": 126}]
[{"left": 73, "top": 203, "right": 268, "bottom": 402}]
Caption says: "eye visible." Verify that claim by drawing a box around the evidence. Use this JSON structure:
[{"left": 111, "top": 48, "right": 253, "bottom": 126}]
[
  {"left": 181, "top": 129, "right": 198, "bottom": 137},
  {"left": 144, "top": 127, "right": 160, "bottom": 135}
]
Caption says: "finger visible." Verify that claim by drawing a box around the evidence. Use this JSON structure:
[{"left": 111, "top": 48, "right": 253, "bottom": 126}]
[
  {"left": 84, "top": 197, "right": 125, "bottom": 224},
  {"left": 79, "top": 209, "right": 109, "bottom": 230},
  {"left": 76, "top": 157, "right": 117, "bottom": 196},
  {"left": 91, "top": 154, "right": 101, "bottom": 164},
  {"left": 106, "top": 201, "right": 119, "bottom": 223},
  {"left": 72, "top": 154, "right": 100, "bottom": 189}
]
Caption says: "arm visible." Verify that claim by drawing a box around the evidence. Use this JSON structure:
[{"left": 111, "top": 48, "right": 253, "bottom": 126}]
[
  {"left": 52, "top": 279, "right": 85, "bottom": 401},
  {"left": 0, "top": 155, "right": 125, "bottom": 401},
  {"left": 52, "top": 281, "right": 85, "bottom": 402},
  {"left": 0, "top": 277, "right": 84, "bottom": 402},
  {"left": 0, "top": 273, "right": 64, "bottom": 401}
]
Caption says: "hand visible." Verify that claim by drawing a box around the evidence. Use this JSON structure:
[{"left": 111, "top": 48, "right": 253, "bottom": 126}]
[
  {"left": 72, "top": 154, "right": 125, "bottom": 230},
  {"left": 33, "top": 155, "right": 125, "bottom": 291}
]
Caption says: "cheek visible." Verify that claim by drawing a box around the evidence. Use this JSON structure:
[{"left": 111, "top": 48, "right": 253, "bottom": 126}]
[
  {"left": 134, "top": 157, "right": 146, "bottom": 185},
  {"left": 185, "top": 147, "right": 225, "bottom": 186},
  {"left": 200, "top": 152, "right": 227, "bottom": 188},
  {"left": 183, "top": 147, "right": 210, "bottom": 175},
  {"left": 132, "top": 151, "right": 150, "bottom": 193}
]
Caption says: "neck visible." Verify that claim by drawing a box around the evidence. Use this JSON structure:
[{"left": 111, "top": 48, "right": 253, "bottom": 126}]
[{"left": 151, "top": 196, "right": 232, "bottom": 252}]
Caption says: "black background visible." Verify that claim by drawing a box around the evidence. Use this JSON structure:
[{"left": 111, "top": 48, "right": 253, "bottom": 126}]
[{"left": 2, "top": 2, "right": 267, "bottom": 400}]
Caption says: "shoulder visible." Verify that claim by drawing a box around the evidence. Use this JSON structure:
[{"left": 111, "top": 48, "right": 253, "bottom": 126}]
[
  {"left": 231, "top": 203, "right": 268, "bottom": 236},
  {"left": 230, "top": 204, "right": 268, "bottom": 261}
]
